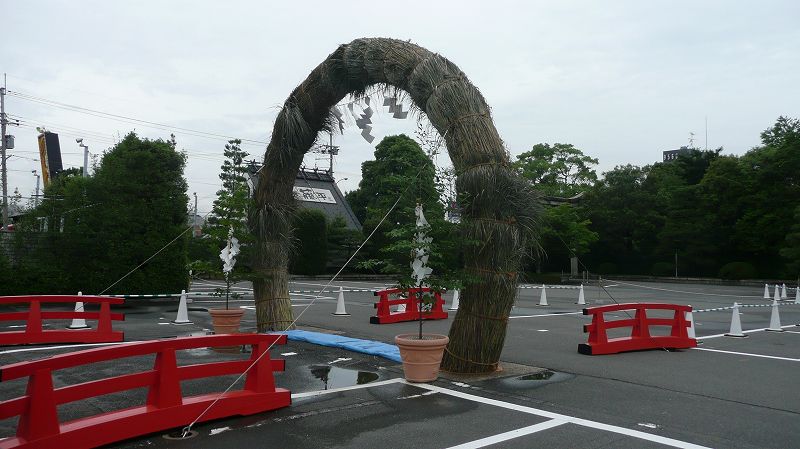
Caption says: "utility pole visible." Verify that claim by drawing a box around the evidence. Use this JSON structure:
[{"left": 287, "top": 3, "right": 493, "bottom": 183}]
[
  {"left": 32, "top": 170, "right": 40, "bottom": 207},
  {"left": 193, "top": 192, "right": 198, "bottom": 237},
  {"left": 675, "top": 250, "right": 678, "bottom": 278},
  {"left": 1, "top": 73, "right": 8, "bottom": 229}
]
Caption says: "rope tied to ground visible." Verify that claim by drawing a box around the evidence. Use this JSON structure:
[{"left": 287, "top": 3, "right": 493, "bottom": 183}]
[{"left": 444, "top": 346, "right": 499, "bottom": 369}]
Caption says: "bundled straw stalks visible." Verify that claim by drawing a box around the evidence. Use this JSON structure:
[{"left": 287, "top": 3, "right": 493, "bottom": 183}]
[{"left": 251, "top": 38, "right": 539, "bottom": 372}]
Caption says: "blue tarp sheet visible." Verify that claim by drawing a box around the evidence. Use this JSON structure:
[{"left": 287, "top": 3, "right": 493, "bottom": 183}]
[{"left": 279, "top": 329, "right": 401, "bottom": 363}]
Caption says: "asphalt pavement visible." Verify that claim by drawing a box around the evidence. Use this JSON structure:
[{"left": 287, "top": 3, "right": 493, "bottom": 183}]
[{"left": 1, "top": 279, "right": 798, "bottom": 448}]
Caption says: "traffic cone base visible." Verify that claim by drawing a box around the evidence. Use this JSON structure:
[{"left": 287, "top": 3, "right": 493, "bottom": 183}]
[
  {"left": 172, "top": 289, "right": 193, "bottom": 325},
  {"left": 67, "top": 294, "right": 91, "bottom": 329},
  {"left": 725, "top": 303, "right": 746, "bottom": 338},
  {"left": 538, "top": 284, "right": 548, "bottom": 306},
  {"left": 449, "top": 290, "right": 460, "bottom": 311},
  {"left": 332, "top": 287, "right": 350, "bottom": 316},
  {"left": 766, "top": 299, "right": 783, "bottom": 332}
]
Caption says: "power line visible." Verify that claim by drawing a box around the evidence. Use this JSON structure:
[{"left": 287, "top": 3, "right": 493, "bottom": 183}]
[{"left": 8, "top": 90, "right": 268, "bottom": 146}]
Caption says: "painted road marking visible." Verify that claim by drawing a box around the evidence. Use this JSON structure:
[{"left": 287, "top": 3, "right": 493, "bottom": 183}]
[
  {"left": 691, "top": 347, "right": 800, "bottom": 362},
  {"left": 697, "top": 324, "right": 798, "bottom": 340},
  {"left": 509, "top": 312, "right": 582, "bottom": 319},
  {"left": 415, "top": 382, "right": 711, "bottom": 449},
  {"left": 445, "top": 419, "right": 569, "bottom": 449},
  {"left": 290, "top": 378, "right": 708, "bottom": 448}
]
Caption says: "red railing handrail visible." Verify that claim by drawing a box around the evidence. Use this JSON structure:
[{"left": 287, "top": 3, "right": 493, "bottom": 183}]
[
  {"left": 374, "top": 286, "right": 439, "bottom": 296},
  {"left": 0, "top": 295, "right": 124, "bottom": 305},
  {"left": 1, "top": 334, "right": 285, "bottom": 381},
  {"left": 583, "top": 302, "right": 692, "bottom": 315}
]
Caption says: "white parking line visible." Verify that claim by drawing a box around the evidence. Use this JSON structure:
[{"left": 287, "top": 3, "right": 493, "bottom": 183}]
[
  {"left": 415, "top": 382, "right": 711, "bottom": 449},
  {"left": 290, "top": 378, "right": 708, "bottom": 448},
  {"left": 509, "top": 312, "right": 582, "bottom": 319},
  {"left": 697, "top": 324, "right": 798, "bottom": 340},
  {"left": 445, "top": 419, "right": 569, "bottom": 448},
  {"left": 691, "top": 347, "right": 800, "bottom": 362}
]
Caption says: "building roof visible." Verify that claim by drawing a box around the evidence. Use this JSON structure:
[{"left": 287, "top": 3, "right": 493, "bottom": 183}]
[{"left": 248, "top": 164, "right": 362, "bottom": 231}]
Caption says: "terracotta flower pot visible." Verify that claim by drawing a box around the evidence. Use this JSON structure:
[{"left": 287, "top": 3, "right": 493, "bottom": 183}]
[
  {"left": 208, "top": 308, "right": 244, "bottom": 352},
  {"left": 394, "top": 333, "right": 449, "bottom": 382}
]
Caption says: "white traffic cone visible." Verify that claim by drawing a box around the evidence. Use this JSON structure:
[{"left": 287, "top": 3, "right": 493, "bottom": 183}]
[
  {"left": 538, "top": 284, "right": 548, "bottom": 306},
  {"left": 766, "top": 299, "right": 783, "bottom": 332},
  {"left": 686, "top": 309, "right": 696, "bottom": 339},
  {"left": 795, "top": 286, "right": 799, "bottom": 305},
  {"left": 449, "top": 290, "right": 460, "bottom": 311},
  {"left": 576, "top": 284, "right": 585, "bottom": 305},
  {"left": 725, "top": 302, "right": 746, "bottom": 337},
  {"left": 781, "top": 283, "right": 787, "bottom": 299},
  {"left": 332, "top": 286, "right": 350, "bottom": 316},
  {"left": 172, "top": 289, "right": 192, "bottom": 325},
  {"left": 68, "top": 292, "right": 91, "bottom": 329},
  {"left": 763, "top": 284, "right": 770, "bottom": 299},
  {"left": 774, "top": 285, "right": 781, "bottom": 302}
]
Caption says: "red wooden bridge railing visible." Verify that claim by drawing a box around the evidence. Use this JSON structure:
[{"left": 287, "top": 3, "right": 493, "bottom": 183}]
[
  {"left": 0, "top": 334, "right": 290, "bottom": 449},
  {"left": 370, "top": 287, "right": 448, "bottom": 324},
  {"left": 0, "top": 295, "right": 124, "bottom": 345},
  {"left": 578, "top": 303, "right": 696, "bottom": 355}
]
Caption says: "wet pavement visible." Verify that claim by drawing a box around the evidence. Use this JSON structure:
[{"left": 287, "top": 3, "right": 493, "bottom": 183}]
[{"left": 1, "top": 279, "right": 799, "bottom": 448}]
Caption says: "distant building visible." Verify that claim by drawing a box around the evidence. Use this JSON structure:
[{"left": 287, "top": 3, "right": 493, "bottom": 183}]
[
  {"left": 248, "top": 163, "right": 362, "bottom": 231},
  {"left": 662, "top": 146, "right": 693, "bottom": 162}
]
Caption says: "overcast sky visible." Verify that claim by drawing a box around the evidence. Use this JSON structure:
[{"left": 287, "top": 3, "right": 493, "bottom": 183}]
[{"left": 4, "top": 1, "right": 799, "bottom": 215}]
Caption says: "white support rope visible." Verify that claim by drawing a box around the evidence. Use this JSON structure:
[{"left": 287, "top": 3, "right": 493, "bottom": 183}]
[
  {"left": 609, "top": 280, "right": 765, "bottom": 299},
  {"left": 182, "top": 161, "right": 431, "bottom": 437}
]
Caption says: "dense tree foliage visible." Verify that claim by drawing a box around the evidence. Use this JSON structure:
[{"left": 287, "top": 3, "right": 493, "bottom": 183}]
[
  {"left": 3, "top": 133, "right": 189, "bottom": 294},
  {"left": 515, "top": 143, "right": 599, "bottom": 273},
  {"left": 346, "top": 134, "right": 461, "bottom": 281},
  {"left": 582, "top": 116, "right": 800, "bottom": 279}
]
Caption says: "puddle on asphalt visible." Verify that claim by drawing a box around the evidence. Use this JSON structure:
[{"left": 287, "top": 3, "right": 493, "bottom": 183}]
[
  {"left": 309, "top": 365, "right": 379, "bottom": 390},
  {"left": 497, "top": 369, "right": 573, "bottom": 389}
]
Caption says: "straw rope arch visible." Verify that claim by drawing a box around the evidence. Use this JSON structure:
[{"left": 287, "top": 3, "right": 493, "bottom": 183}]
[{"left": 251, "top": 37, "right": 539, "bottom": 373}]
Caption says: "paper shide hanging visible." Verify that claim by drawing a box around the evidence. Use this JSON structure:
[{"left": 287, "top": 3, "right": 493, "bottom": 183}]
[{"left": 330, "top": 95, "right": 409, "bottom": 144}]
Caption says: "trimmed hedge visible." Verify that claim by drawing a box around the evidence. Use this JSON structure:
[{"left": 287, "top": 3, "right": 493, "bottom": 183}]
[
  {"left": 651, "top": 262, "right": 675, "bottom": 277},
  {"left": 289, "top": 209, "right": 328, "bottom": 275},
  {"left": 718, "top": 262, "right": 757, "bottom": 280}
]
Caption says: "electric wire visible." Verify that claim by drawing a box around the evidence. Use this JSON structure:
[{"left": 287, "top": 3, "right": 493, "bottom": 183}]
[
  {"left": 182, "top": 159, "right": 432, "bottom": 436},
  {"left": 8, "top": 90, "right": 268, "bottom": 146}
]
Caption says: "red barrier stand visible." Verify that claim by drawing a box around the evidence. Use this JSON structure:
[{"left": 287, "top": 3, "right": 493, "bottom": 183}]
[
  {"left": 0, "top": 295, "right": 125, "bottom": 345},
  {"left": 578, "top": 303, "right": 696, "bottom": 355},
  {"left": 370, "top": 287, "right": 448, "bottom": 324},
  {"left": 0, "top": 334, "right": 290, "bottom": 449}
]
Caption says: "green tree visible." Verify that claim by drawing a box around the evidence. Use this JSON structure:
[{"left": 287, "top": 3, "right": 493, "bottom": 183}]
[
  {"left": 86, "top": 133, "right": 190, "bottom": 293},
  {"left": 11, "top": 133, "right": 189, "bottom": 294},
  {"left": 514, "top": 143, "right": 598, "bottom": 197},
  {"left": 195, "top": 139, "right": 253, "bottom": 278},
  {"left": 289, "top": 209, "right": 328, "bottom": 275},
  {"left": 515, "top": 142, "right": 599, "bottom": 272},
  {"left": 346, "top": 134, "right": 447, "bottom": 270},
  {"left": 780, "top": 206, "right": 800, "bottom": 278}
]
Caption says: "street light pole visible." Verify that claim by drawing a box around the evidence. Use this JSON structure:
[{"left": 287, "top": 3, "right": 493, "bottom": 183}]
[{"left": 77, "top": 138, "right": 89, "bottom": 177}]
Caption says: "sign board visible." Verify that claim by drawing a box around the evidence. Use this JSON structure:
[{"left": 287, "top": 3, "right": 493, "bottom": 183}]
[
  {"left": 293, "top": 186, "right": 336, "bottom": 204},
  {"left": 37, "top": 132, "right": 63, "bottom": 186}
]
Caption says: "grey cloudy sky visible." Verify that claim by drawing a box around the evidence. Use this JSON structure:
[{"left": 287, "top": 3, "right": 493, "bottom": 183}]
[{"left": 4, "top": 0, "right": 799, "bottom": 214}]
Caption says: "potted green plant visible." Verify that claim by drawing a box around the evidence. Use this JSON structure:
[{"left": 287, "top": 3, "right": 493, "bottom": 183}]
[
  {"left": 365, "top": 203, "right": 463, "bottom": 382},
  {"left": 209, "top": 226, "right": 245, "bottom": 339}
]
